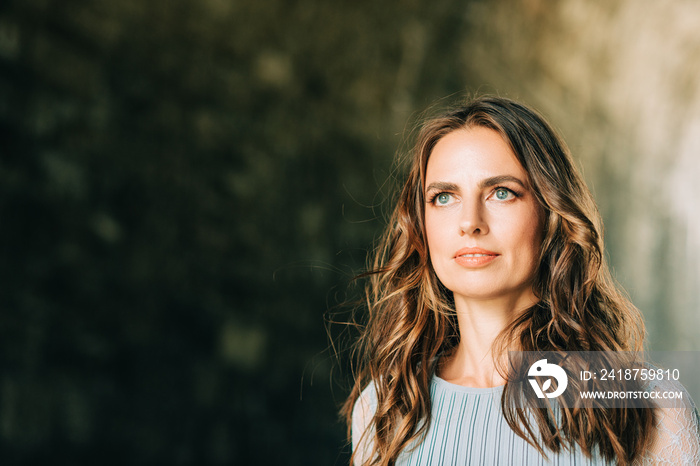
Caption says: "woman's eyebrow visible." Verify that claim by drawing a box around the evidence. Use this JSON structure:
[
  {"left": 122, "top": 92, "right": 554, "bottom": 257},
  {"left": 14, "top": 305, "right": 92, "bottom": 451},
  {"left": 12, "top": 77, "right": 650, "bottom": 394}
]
[
  {"left": 479, "top": 175, "right": 527, "bottom": 189},
  {"left": 426, "top": 176, "right": 526, "bottom": 193},
  {"left": 425, "top": 181, "right": 459, "bottom": 193}
]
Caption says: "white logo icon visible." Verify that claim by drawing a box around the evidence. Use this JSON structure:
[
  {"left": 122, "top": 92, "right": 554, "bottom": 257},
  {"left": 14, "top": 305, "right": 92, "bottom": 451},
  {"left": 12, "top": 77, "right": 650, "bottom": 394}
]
[{"left": 528, "top": 359, "right": 568, "bottom": 398}]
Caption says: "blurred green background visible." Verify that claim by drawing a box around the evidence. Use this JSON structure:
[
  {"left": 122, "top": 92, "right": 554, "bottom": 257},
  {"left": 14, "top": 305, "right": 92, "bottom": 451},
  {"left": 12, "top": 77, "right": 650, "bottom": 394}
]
[{"left": 1, "top": 0, "right": 699, "bottom": 464}]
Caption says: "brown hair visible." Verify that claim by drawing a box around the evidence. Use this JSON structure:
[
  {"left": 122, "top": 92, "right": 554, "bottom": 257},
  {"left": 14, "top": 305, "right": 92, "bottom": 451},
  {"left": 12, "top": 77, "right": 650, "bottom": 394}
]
[{"left": 342, "top": 95, "right": 655, "bottom": 465}]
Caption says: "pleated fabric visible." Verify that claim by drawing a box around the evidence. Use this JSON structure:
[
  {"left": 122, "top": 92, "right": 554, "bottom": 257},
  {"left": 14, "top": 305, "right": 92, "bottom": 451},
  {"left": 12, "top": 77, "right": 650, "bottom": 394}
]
[{"left": 394, "top": 376, "right": 610, "bottom": 466}]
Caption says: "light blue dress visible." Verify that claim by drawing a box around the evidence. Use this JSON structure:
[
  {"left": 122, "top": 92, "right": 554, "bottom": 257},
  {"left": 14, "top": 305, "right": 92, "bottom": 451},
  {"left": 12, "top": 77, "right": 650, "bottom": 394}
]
[{"left": 352, "top": 375, "right": 699, "bottom": 465}]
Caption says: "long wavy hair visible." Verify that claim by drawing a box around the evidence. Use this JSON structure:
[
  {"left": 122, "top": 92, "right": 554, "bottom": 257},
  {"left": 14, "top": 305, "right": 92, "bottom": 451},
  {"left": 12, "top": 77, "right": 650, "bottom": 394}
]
[{"left": 342, "top": 95, "right": 655, "bottom": 465}]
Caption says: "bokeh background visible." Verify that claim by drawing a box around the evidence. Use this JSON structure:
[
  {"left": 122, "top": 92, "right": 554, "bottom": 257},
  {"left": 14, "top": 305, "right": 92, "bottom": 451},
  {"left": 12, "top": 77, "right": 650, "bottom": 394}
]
[{"left": 1, "top": 0, "right": 699, "bottom": 464}]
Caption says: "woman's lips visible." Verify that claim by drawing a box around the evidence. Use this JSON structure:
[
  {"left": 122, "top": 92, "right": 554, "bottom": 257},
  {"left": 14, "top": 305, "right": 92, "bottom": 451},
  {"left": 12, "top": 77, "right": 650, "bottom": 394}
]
[{"left": 453, "top": 247, "right": 499, "bottom": 267}]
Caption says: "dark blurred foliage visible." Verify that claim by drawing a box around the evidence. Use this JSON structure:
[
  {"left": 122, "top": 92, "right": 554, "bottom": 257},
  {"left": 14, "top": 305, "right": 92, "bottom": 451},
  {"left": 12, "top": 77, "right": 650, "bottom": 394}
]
[{"left": 0, "top": 0, "right": 472, "bottom": 464}]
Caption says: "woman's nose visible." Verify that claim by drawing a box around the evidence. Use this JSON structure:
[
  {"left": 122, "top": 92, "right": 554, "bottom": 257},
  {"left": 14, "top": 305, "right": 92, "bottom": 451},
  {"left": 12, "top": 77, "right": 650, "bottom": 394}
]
[{"left": 459, "top": 203, "right": 489, "bottom": 236}]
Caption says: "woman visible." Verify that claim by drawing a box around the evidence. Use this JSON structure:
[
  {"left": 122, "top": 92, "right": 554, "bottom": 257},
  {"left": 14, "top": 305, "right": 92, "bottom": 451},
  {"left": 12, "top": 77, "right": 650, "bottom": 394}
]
[{"left": 343, "top": 96, "right": 699, "bottom": 465}]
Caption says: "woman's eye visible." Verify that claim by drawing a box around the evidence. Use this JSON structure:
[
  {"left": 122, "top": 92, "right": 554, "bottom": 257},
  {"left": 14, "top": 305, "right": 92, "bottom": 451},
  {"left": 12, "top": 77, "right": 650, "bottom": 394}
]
[
  {"left": 436, "top": 193, "right": 452, "bottom": 205},
  {"left": 494, "top": 188, "right": 514, "bottom": 200}
]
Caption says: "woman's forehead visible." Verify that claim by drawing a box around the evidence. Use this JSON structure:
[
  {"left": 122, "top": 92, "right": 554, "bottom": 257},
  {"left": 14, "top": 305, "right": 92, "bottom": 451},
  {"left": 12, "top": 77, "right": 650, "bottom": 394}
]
[{"left": 425, "top": 127, "right": 528, "bottom": 184}]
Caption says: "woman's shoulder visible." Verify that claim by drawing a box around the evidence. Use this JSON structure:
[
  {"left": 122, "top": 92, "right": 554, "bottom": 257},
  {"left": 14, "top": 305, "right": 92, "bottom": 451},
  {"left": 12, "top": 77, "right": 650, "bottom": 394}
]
[
  {"left": 639, "top": 400, "right": 700, "bottom": 464},
  {"left": 352, "top": 381, "right": 378, "bottom": 425},
  {"left": 351, "top": 381, "right": 379, "bottom": 464},
  {"left": 636, "top": 368, "right": 700, "bottom": 464}
]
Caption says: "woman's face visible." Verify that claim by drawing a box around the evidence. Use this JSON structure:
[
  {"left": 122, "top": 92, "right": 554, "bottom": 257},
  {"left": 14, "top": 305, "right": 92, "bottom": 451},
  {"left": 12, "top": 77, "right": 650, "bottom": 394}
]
[{"left": 424, "top": 126, "right": 544, "bottom": 308}]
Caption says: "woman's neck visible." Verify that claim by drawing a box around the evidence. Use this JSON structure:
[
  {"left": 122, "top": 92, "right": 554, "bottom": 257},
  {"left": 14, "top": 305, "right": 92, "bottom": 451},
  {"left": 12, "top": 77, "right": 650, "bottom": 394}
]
[{"left": 439, "top": 292, "right": 537, "bottom": 388}]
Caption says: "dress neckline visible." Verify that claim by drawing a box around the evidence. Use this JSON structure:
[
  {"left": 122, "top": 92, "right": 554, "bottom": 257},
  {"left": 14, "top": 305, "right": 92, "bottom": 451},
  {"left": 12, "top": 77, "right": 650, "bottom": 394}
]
[{"left": 432, "top": 374, "right": 506, "bottom": 394}]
